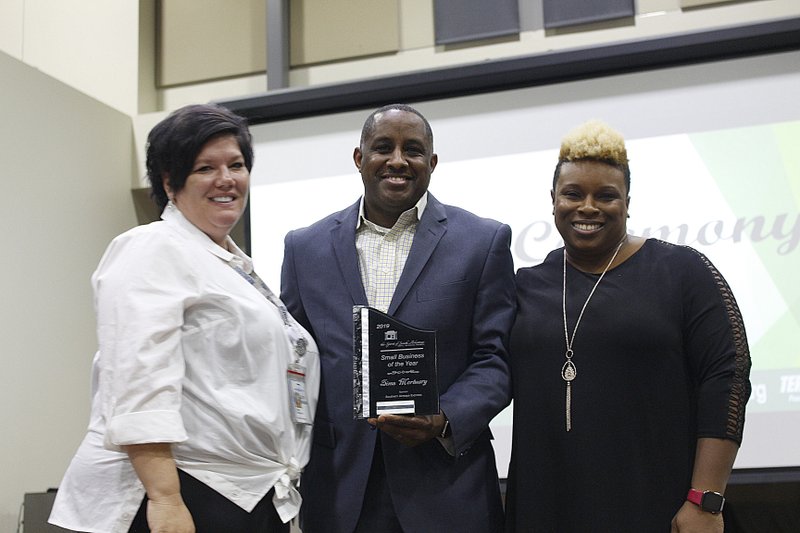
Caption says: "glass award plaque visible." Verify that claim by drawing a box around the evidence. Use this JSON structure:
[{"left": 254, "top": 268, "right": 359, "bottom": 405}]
[{"left": 353, "top": 305, "right": 439, "bottom": 419}]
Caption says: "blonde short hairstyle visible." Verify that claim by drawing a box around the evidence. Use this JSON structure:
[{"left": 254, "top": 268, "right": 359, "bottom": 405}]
[{"left": 554, "top": 120, "right": 630, "bottom": 191}]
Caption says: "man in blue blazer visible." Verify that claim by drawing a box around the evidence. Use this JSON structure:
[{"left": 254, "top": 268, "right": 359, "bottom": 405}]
[{"left": 281, "top": 104, "right": 515, "bottom": 533}]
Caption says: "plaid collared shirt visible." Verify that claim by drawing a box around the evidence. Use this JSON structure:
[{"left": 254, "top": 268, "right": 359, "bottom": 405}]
[{"left": 355, "top": 194, "right": 427, "bottom": 312}]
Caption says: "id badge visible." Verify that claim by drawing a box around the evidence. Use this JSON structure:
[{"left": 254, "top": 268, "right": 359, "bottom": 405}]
[{"left": 287, "top": 363, "right": 312, "bottom": 425}]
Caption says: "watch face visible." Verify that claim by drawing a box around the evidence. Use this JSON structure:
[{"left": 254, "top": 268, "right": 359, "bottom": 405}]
[{"left": 701, "top": 491, "right": 725, "bottom": 513}]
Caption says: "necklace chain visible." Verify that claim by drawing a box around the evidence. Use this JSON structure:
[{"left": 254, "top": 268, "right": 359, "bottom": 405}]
[{"left": 561, "top": 238, "right": 626, "bottom": 431}]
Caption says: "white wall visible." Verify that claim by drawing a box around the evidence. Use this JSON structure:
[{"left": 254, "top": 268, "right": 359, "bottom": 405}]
[
  {"left": 3, "top": 0, "right": 800, "bottom": 120},
  {"left": 285, "top": 0, "right": 800, "bottom": 87},
  {"left": 0, "top": 0, "right": 142, "bottom": 116},
  {"left": 0, "top": 51, "right": 137, "bottom": 532}
]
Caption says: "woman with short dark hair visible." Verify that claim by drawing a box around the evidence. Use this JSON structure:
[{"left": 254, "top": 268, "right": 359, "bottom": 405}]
[{"left": 50, "top": 104, "right": 319, "bottom": 533}]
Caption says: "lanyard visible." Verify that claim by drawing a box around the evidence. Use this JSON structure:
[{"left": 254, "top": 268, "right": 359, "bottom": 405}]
[{"left": 229, "top": 264, "right": 308, "bottom": 362}]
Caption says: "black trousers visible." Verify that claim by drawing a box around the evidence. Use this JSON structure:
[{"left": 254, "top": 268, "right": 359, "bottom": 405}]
[
  {"left": 354, "top": 435, "right": 404, "bottom": 533},
  {"left": 128, "top": 470, "right": 289, "bottom": 533}
]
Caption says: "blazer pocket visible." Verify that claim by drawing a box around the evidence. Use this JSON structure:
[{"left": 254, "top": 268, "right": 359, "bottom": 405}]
[
  {"left": 416, "top": 279, "right": 469, "bottom": 302},
  {"left": 313, "top": 418, "right": 336, "bottom": 449}
]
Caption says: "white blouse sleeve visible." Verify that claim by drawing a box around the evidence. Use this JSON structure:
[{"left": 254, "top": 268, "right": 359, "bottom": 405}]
[{"left": 93, "top": 227, "right": 194, "bottom": 448}]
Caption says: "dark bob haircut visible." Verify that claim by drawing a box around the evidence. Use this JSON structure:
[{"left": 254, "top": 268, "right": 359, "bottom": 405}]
[{"left": 146, "top": 103, "right": 254, "bottom": 210}]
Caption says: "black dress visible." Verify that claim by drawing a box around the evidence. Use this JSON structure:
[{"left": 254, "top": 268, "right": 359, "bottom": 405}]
[{"left": 504, "top": 239, "right": 751, "bottom": 533}]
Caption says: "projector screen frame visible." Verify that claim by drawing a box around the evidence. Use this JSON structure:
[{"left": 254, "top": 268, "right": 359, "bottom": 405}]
[{"left": 218, "top": 17, "right": 800, "bottom": 124}]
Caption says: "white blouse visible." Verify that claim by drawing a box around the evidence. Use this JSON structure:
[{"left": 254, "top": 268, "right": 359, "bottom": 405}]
[{"left": 49, "top": 204, "right": 319, "bottom": 533}]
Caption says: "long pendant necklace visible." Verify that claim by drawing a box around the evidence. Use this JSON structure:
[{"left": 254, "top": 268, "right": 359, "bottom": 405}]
[{"left": 561, "top": 238, "right": 625, "bottom": 432}]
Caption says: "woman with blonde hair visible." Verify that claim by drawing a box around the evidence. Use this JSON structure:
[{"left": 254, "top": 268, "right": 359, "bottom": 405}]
[{"left": 504, "top": 120, "right": 751, "bottom": 532}]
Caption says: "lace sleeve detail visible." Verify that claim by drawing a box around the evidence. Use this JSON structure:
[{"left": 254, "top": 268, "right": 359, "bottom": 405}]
[{"left": 695, "top": 251, "right": 752, "bottom": 444}]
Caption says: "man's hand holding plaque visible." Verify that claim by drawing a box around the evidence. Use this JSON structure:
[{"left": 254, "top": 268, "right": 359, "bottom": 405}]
[{"left": 367, "top": 412, "right": 448, "bottom": 447}]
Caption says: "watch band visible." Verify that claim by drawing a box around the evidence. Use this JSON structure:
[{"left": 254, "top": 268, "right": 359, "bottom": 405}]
[
  {"left": 440, "top": 418, "right": 450, "bottom": 438},
  {"left": 687, "top": 488, "right": 725, "bottom": 514}
]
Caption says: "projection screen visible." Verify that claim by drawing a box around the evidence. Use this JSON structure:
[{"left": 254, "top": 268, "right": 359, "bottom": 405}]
[{"left": 227, "top": 26, "right": 800, "bottom": 476}]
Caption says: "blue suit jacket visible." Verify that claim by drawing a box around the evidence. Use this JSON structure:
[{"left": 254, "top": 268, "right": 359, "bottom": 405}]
[{"left": 281, "top": 194, "right": 515, "bottom": 533}]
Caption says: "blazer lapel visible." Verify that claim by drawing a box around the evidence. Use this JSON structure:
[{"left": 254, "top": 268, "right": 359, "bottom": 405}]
[
  {"left": 389, "top": 195, "right": 447, "bottom": 314},
  {"left": 332, "top": 200, "right": 368, "bottom": 305}
]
